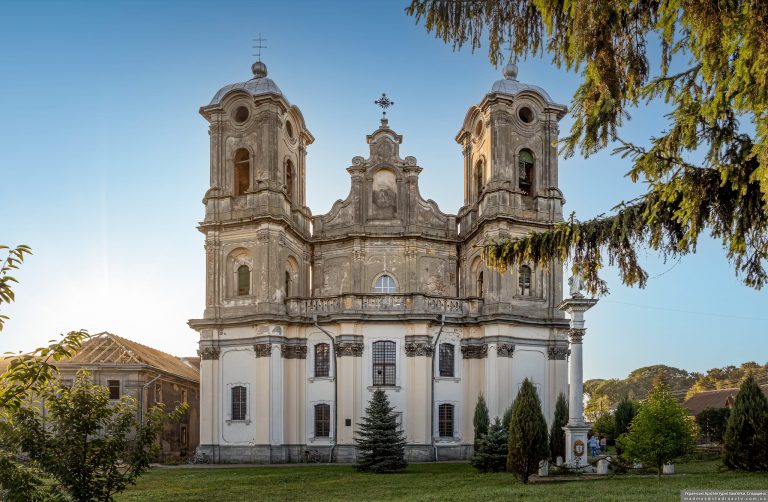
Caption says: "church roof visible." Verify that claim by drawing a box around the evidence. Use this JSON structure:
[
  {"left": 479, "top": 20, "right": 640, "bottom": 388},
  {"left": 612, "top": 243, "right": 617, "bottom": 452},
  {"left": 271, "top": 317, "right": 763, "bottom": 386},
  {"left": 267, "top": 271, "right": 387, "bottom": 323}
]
[
  {"left": 208, "top": 61, "right": 284, "bottom": 106},
  {"left": 489, "top": 63, "right": 556, "bottom": 104},
  {"left": 0, "top": 332, "right": 199, "bottom": 383}
]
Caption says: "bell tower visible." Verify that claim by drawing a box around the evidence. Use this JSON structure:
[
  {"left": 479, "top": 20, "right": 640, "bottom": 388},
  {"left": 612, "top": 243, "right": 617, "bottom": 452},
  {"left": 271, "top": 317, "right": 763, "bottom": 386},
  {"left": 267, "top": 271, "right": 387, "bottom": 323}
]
[
  {"left": 457, "top": 62, "right": 567, "bottom": 313},
  {"left": 197, "top": 60, "right": 314, "bottom": 319}
]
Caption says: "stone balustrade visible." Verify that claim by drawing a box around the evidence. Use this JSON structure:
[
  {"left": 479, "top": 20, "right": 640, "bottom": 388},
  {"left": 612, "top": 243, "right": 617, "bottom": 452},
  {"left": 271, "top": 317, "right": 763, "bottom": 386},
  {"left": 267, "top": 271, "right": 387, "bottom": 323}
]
[{"left": 285, "top": 293, "right": 480, "bottom": 318}]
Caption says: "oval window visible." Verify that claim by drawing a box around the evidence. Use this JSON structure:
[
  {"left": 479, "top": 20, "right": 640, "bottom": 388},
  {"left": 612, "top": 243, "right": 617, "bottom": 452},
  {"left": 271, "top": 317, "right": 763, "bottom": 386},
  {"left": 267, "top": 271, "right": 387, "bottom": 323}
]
[
  {"left": 233, "top": 106, "right": 250, "bottom": 124},
  {"left": 518, "top": 106, "right": 534, "bottom": 124}
]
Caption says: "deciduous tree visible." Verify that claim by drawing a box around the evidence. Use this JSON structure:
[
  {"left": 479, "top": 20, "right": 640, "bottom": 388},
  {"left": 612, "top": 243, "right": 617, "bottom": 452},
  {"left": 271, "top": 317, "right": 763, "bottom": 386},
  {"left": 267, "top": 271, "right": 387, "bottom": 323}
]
[{"left": 617, "top": 381, "right": 697, "bottom": 479}]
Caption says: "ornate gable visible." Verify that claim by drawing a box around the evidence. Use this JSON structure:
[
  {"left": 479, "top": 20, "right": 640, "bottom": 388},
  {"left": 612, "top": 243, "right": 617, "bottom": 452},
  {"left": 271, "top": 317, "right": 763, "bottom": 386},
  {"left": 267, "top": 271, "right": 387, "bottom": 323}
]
[{"left": 313, "top": 118, "right": 457, "bottom": 240}]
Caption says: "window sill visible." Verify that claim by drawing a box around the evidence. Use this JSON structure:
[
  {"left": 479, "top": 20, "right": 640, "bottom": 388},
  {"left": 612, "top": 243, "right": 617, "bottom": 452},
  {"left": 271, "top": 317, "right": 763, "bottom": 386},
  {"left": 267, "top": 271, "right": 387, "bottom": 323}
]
[
  {"left": 225, "top": 419, "right": 251, "bottom": 425},
  {"left": 367, "top": 385, "right": 401, "bottom": 392},
  {"left": 434, "top": 437, "right": 461, "bottom": 444},
  {"left": 308, "top": 376, "right": 335, "bottom": 383},
  {"left": 434, "top": 377, "right": 460, "bottom": 383}
]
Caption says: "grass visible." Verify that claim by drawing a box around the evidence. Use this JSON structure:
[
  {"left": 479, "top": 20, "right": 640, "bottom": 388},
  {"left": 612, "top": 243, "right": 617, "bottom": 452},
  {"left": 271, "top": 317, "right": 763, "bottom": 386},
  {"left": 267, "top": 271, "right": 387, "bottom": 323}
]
[{"left": 116, "top": 460, "right": 768, "bottom": 502}]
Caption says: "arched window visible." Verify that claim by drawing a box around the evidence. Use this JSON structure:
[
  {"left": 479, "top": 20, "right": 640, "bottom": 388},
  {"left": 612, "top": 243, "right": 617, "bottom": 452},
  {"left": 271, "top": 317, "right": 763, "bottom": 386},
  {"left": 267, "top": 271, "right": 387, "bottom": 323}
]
[
  {"left": 237, "top": 265, "right": 250, "bottom": 296},
  {"left": 518, "top": 149, "right": 534, "bottom": 195},
  {"left": 372, "top": 340, "right": 396, "bottom": 386},
  {"left": 476, "top": 271, "right": 484, "bottom": 298},
  {"left": 373, "top": 274, "right": 397, "bottom": 293},
  {"left": 438, "top": 403, "right": 454, "bottom": 437},
  {"left": 234, "top": 148, "right": 250, "bottom": 196},
  {"left": 314, "top": 403, "right": 330, "bottom": 438},
  {"left": 231, "top": 385, "right": 247, "bottom": 421},
  {"left": 475, "top": 159, "right": 485, "bottom": 200},
  {"left": 439, "top": 343, "right": 454, "bottom": 377},
  {"left": 285, "top": 270, "right": 292, "bottom": 298},
  {"left": 314, "top": 343, "right": 330, "bottom": 378},
  {"left": 285, "top": 159, "right": 294, "bottom": 202},
  {"left": 518, "top": 265, "right": 532, "bottom": 296}
]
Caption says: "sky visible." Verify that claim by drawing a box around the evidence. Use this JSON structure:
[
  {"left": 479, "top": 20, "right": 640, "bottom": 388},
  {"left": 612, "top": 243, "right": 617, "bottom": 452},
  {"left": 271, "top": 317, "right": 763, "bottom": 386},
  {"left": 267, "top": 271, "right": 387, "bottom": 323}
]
[{"left": 0, "top": 0, "right": 765, "bottom": 381}]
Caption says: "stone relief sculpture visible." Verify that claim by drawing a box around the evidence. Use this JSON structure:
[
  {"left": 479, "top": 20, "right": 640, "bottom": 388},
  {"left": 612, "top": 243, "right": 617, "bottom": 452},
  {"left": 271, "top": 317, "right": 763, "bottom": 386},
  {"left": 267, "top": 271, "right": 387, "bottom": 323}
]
[
  {"left": 371, "top": 169, "right": 397, "bottom": 219},
  {"left": 568, "top": 273, "right": 586, "bottom": 298}
]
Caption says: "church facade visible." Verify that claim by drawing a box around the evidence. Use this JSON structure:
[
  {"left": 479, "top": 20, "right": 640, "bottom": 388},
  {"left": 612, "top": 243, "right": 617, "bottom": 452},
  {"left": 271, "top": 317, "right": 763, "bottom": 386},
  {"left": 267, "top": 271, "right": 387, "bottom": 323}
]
[{"left": 189, "top": 59, "right": 571, "bottom": 463}]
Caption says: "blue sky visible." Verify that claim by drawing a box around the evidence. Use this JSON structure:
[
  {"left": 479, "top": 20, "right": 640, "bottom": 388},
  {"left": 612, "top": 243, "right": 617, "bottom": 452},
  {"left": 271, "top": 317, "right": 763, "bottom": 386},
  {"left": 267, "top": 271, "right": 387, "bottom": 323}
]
[{"left": 1, "top": 0, "right": 765, "bottom": 380}]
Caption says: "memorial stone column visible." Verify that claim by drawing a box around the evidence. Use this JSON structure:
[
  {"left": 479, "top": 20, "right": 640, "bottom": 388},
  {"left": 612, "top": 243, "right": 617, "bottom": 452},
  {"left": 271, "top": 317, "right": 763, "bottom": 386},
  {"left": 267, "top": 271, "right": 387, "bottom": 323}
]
[{"left": 557, "top": 275, "right": 598, "bottom": 468}]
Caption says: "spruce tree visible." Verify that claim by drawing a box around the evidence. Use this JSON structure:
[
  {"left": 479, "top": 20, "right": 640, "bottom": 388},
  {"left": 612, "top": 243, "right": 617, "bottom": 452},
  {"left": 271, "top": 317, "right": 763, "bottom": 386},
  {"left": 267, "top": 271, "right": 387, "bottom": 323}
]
[
  {"left": 354, "top": 389, "right": 407, "bottom": 473},
  {"left": 473, "top": 394, "right": 490, "bottom": 450},
  {"left": 506, "top": 379, "right": 549, "bottom": 483},
  {"left": 723, "top": 374, "right": 768, "bottom": 471},
  {"left": 471, "top": 417, "right": 508, "bottom": 472},
  {"left": 549, "top": 392, "right": 568, "bottom": 462}
]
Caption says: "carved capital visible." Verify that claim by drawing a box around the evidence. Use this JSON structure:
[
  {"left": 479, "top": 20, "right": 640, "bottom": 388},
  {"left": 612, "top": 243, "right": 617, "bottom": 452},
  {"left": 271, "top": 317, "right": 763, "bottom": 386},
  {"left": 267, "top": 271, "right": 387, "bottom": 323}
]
[
  {"left": 567, "top": 328, "right": 586, "bottom": 344},
  {"left": 404, "top": 342, "right": 433, "bottom": 357},
  {"left": 352, "top": 249, "right": 366, "bottom": 261},
  {"left": 253, "top": 343, "right": 272, "bottom": 357},
  {"left": 461, "top": 344, "right": 488, "bottom": 359},
  {"left": 198, "top": 347, "right": 220, "bottom": 360},
  {"left": 548, "top": 346, "right": 570, "bottom": 360},
  {"left": 335, "top": 342, "right": 364, "bottom": 357},
  {"left": 281, "top": 345, "right": 307, "bottom": 359},
  {"left": 496, "top": 343, "right": 515, "bottom": 357}
]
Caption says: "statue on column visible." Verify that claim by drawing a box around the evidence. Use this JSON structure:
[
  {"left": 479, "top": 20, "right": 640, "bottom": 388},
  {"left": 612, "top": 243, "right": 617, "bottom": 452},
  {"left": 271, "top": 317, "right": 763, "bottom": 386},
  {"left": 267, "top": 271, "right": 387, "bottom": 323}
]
[{"left": 568, "top": 273, "right": 586, "bottom": 298}]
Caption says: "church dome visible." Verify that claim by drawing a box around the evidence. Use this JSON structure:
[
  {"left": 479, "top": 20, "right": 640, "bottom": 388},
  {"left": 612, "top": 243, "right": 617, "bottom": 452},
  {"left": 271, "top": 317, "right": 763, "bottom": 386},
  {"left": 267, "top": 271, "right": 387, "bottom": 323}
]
[
  {"left": 489, "top": 63, "right": 555, "bottom": 103},
  {"left": 209, "top": 61, "right": 284, "bottom": 105}
]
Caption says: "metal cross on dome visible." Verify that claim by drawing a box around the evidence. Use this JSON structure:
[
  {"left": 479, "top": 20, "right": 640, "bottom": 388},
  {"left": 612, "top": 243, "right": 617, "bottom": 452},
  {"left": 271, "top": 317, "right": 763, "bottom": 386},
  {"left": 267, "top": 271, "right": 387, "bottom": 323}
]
[{"left": 374, "top": 93, "right": 394, "bottom": 118}]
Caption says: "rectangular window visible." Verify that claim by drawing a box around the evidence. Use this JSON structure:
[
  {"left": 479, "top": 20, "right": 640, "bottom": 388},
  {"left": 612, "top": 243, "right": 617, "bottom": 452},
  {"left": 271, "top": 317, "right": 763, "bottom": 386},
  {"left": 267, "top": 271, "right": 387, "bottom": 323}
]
[
  {"left": 438, "top": 403, "right": 454, "bottom": 438},
  {"left": 231, "top": 385, "right": 247, "bottom": 421},
  {"left": 314, "top": 343, "right": 330, "bottom": 378},
  {"left": 180, "top": 425, "right": 188, "bottom": 447},
  {"left": 154, "top": 382, "right": 162, "bottom": 404},
  {"left": 107, "top": 380, "right": 120, "bottom": 400},
  {"left": 372, "top": 341, "right": 396, "bottom": 386},
  {"left": 181, "top": 389, "right": 188, "bottom": 403},
  {"left": 314, "top": 403, "right": 330, "bottom": 438},
  {"left": 439, "top": 343, "right": 454, "bottom": 377}
]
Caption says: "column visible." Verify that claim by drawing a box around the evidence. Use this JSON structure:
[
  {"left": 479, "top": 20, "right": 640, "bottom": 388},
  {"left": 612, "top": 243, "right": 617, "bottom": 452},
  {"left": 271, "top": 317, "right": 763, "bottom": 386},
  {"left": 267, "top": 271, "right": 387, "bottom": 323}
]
[{"left": 557, "top": 283, "right": 597, "bottom": 468}]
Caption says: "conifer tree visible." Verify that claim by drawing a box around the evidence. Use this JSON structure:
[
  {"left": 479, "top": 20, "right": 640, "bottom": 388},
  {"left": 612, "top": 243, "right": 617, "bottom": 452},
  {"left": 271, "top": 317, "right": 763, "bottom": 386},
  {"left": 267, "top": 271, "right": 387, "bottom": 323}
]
[
  {"left": 473, "top": 394, "right": 490, "bottom": 449},
  {"left": 506, "top": 379, "right": 548, "bottom": 483},
  {"left": 471, "top": 417, "right": 508, "bottom": 472},
  {"left": 722, "top": 374, "right": 768, "bottom": 472},
  {"left": 614, "top": 395, "right": 638, "bottom": 455},
  {"left": 549, "top": 392, "right": 568, "bottom": 462},
  {"left": 354, "top": 389, "right": 407, "bottom": 473},
  {"left": 501, "top": 402, "right": 514, "bottom": 431}
]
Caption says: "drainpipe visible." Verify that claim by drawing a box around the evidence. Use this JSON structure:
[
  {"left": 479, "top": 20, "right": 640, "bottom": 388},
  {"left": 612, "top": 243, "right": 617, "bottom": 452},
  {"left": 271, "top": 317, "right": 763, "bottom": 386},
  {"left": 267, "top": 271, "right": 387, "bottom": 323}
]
[
  {"left": 313, "top": 314, "right": 337, "bottom": 463},
  {"left": 430, "top": 314, "right": 446, "bottom": 461},
  {"left": 140, "top": 374, "right": 161, "bottom": 424}
]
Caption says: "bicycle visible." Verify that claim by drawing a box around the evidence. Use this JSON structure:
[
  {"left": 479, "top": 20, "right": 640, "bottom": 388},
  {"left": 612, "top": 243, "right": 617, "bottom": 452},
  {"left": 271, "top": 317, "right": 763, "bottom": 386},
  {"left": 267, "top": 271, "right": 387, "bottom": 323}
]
[
  {"left": 187, "top": 450, "right": 212, "bottom": 464},
  {"left": 300, "top": 449, "right": 323, "bottom": 463}
]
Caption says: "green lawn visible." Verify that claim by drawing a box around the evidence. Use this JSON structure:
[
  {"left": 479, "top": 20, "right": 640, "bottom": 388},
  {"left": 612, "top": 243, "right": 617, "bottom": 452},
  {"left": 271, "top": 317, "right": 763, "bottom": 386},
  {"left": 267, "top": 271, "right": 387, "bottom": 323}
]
[{"left": 116, "top": 461, "right": 768, "bottom": 502}]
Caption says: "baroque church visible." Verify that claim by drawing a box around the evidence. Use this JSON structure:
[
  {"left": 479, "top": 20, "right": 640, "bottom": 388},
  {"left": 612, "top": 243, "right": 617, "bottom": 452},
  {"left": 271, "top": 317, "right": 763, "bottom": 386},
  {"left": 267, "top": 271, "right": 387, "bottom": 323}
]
[{"left": 189, "top": 58, "right": 572, "bottom": 463}]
